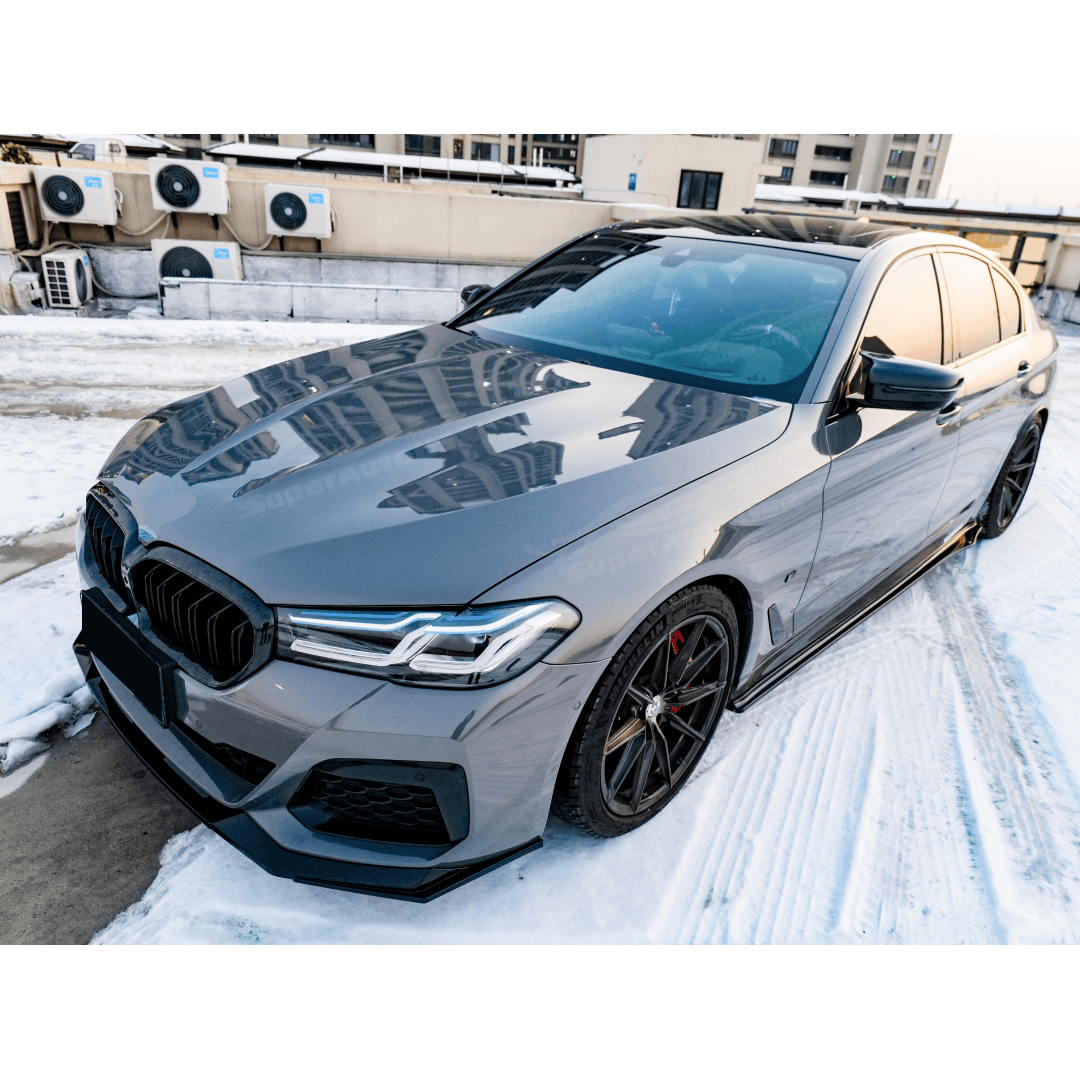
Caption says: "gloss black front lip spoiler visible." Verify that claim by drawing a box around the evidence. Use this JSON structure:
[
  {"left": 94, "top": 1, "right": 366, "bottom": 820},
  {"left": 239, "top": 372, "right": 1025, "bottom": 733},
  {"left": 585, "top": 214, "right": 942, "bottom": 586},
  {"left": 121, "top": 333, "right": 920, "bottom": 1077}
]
[{"left": 73, "top": 636, "right": 542, "bottom": 903}]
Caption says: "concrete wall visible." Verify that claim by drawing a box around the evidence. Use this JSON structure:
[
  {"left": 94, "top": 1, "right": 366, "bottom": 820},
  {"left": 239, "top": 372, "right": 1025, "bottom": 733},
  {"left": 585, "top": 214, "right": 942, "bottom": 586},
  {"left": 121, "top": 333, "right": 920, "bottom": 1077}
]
[
  {"left": 87, "top": 247, "right": 520, "bottom": 300},
  {"left": 20, "top": 159, "right": 614, "bottom": 264},
  {"left": 581, "top": 135, "right": 774, "bottom": 211},
  {"left": 160, "top": 278, "right": 462, "bottom": 323}
]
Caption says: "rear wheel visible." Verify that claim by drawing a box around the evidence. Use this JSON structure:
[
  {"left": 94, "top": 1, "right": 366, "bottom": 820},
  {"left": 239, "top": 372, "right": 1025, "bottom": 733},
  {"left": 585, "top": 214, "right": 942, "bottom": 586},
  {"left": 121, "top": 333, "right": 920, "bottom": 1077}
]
[
  {"left": 980, "top": 416, "right": 1043, "bottom": 538},
  {"left": 553, "top": 584, "right": 738, "bottom": 838}
]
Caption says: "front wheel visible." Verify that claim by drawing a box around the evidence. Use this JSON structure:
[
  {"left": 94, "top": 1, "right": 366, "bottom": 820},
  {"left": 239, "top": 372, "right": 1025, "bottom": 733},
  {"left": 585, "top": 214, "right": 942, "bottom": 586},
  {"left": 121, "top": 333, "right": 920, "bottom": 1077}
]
[
  {"left": 979, "top": 416, "right": 1043, "bottom": 538},
  {"left": 552, "top": 584, "right": 738, "bottom": 838}
]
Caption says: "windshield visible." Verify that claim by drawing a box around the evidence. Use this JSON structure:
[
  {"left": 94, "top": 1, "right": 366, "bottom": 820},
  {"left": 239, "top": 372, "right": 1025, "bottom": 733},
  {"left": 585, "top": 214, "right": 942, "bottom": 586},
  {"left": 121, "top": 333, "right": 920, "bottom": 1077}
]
[{"left": 454, "top": 233, "right": 856, "bottom": 402}]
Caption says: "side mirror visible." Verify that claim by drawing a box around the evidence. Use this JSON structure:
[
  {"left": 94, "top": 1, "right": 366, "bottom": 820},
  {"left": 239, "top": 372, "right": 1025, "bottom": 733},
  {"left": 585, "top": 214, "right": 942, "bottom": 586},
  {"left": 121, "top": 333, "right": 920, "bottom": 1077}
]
[
  {"left": 460, "top": 284, "right": 492, "bottom": 306},
  {"left": 855, "top": 352, "right": 963, "bottom": 411}
]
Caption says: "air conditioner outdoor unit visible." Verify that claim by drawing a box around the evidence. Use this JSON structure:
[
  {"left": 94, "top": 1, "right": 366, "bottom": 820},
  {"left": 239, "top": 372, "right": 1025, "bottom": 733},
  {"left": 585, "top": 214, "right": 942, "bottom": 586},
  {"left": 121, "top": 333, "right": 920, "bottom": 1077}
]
[
  {"left": 148, "top": 159, "right": 230, "bottom": 215},
  {"left": 34, "top": 167, "right": 119, "bottom": 226},
  {"left": 263, "top": 183, "right": 332, "bottom": 238},
  {"left": 42, "top": 251, "right": 93, "bottom": 308},
  {"left": 151, "top": 239, "right": 243, "bottom": 281}
]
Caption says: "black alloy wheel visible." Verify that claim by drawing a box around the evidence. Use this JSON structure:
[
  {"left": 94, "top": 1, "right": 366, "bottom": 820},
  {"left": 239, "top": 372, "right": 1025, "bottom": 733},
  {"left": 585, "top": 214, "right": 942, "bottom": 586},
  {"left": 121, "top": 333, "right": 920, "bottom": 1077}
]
[
  {"left": 553, "top": 584, "right": 738, "bottom": 837},
  {"left": 980, "top": 417, "right": 1043, "bottom": 539}
]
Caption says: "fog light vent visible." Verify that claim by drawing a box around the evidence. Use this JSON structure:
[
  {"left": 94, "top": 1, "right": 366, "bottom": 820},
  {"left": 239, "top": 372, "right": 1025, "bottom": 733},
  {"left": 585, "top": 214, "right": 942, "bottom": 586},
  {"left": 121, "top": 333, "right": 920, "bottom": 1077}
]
[{"left": 288, "top": 759, "right": 469, "bottom": 849}]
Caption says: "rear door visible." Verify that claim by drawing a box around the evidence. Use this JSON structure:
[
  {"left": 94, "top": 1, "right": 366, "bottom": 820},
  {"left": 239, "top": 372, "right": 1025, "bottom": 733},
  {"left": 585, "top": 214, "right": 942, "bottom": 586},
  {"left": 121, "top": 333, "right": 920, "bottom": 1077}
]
[
  {"left": 929, "top": 250, "right": 1033, "bottom": 529},
  {"left": 793, "top": 250, "right": 961, "bottom": 634}
]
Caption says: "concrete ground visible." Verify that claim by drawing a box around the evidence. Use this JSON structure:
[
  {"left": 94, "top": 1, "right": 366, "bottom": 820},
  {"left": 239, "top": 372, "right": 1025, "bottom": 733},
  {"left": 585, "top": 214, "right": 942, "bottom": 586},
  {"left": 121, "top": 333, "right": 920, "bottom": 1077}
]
[{"left": 0, "top": 712, "right": 197, "bottom": 944}]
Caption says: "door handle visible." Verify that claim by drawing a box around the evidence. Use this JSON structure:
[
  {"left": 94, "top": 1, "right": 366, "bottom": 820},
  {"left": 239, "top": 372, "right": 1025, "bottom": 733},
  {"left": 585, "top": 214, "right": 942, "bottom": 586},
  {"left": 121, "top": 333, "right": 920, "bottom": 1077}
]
[
  {"left": 936, "top": 401, "right": 962, "bottom": 424},
  {"left": 1017, "top": 360, "right": 1032, "bottom": 379}
]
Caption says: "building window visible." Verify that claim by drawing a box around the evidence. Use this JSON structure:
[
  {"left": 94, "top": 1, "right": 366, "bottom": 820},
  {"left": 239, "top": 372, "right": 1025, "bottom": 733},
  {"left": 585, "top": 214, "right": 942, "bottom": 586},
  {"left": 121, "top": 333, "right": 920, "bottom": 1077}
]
[
  {"left": 768, "top": 138, "right": 798, "bottom": 158},
  {"left": 471, "top": 141, "right": 500, "bottom": 162},
  {"left": 404, "top": 135, "right": 442, "bottom": 156},
  {"left": 809, "top": 170, "right": 846, "bottom": 187},
  {"left": 916, "top": 179, "right": 930, "bottom": 195},
  {"left": 507, "top": 145, "right": 515, "bottom": 165},
  {"left": 893, "top": 134, "right": 920, "bottom": 144},
  {"left": 248, "top": 134, "right": 279, "bottom": 145},
  {"left": 764, "top": 167, "right": 794, "bottom": 185},
  {"left": 677, "top": 169, "right": 722, "bottom": 210},
  {"left": 882, "top": 175, "right": 909, "bottom": 194},
  {"left": 183, "top": 147, "right": 203, "bottom": 160},
  {"left": 453, "top": 139, "right": 463, "bottom": 159},
  {"left": 927, "top": 134, "right": 941, "bottom": 150},
  {"left": 210, "top": 135, "right": 222, "bottom": 143},
  {"left": 814, "top": 144, "right": 852, "bottom": 161},
  {"left": 310, "top": 135, "right": 375, "bottom": 148},
  {"left": 888, "top": 149, "right": 915, "bottom": 168},
  {"left": 922, "top": 155, "right": 936, "bottom": 174},
  {"left": 180, "top": 134, "right": 200, "bottom": 141}
]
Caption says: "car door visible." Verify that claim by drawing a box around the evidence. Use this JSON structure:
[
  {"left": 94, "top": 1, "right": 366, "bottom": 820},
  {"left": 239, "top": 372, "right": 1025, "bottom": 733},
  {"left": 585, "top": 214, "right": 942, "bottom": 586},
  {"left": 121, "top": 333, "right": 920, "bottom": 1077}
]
[
  {"left": 793, "top": 250, "right": 961, "bottom": 635},
  {"left": 928, "top": 250, "right": 1034, "bottom": 529}
]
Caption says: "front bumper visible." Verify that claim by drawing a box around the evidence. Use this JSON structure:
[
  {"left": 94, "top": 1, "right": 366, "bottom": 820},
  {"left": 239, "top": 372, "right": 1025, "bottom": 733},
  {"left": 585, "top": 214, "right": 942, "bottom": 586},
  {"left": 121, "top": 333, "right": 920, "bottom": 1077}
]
[{"left": 74, "top": 590, "right": 605, "bottom": 903}]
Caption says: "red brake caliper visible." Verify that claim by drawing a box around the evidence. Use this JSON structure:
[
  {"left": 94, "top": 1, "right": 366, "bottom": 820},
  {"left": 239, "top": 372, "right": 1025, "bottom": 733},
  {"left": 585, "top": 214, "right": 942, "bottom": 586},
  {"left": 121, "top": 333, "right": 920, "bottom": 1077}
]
[{"left": 669, "top": 630, "right": 685, "bottom": 712}]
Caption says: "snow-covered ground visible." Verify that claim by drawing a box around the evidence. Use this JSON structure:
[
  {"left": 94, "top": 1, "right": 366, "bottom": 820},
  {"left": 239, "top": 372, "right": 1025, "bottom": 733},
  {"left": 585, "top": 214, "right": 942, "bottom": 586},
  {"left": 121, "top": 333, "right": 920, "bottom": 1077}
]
[{"left": 3, "top": 314, "right": 1079, "bottom": 943}]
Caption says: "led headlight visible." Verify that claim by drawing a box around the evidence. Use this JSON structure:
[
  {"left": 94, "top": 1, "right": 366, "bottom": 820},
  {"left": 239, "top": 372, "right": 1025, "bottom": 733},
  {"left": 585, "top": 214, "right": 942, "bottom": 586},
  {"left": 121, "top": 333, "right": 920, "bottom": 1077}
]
[{"left": 275, "top": 600, "right": 580, "bottom": 687}]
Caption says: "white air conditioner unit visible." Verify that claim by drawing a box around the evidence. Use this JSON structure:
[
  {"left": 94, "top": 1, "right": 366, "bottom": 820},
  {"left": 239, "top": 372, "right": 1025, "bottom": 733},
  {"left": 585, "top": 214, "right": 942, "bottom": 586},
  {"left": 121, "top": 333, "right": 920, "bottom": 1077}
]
[
  {"left": 263, "top": 183, "right": 332, "bottom": 238},
  {"left": 42, "top": 251, "right": 93, "bottom": 308},
  {"left": 34, "top": 167, "right": 119, "bottom": 226},
  {"left": 147, "top": 159, "right": 230, "bottom": 215},
  {"left": 151, "top": 239, "right": 243, "bottom": 281}
]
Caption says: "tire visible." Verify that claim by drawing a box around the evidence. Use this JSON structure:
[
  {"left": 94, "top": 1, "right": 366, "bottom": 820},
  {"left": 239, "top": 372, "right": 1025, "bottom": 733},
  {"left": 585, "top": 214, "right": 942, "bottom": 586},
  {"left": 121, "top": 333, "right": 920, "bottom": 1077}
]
[
  {"left": 979, "top": 416, "right": 1044, "bottom": 539},
  {"left": 552, "top": 583, "right": 739, "bottom": 838}
]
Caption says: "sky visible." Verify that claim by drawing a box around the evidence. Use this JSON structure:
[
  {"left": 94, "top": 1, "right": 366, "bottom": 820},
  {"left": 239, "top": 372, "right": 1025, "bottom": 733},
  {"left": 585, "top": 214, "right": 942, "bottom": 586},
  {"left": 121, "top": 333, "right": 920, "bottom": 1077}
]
[{"left": 938, "top": 135, "right": 1080, "bottom": 208}]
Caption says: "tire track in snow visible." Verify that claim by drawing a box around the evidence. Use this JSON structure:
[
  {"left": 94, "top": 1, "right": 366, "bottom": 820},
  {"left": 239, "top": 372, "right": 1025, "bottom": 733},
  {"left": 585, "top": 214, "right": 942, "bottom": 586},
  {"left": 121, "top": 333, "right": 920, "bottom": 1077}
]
[
  {"left": 931, "top": 553, "right": 1080, "bottom": 941},
  {"left": 654, "top": 567, "right": 1024, "bottom": 943}
]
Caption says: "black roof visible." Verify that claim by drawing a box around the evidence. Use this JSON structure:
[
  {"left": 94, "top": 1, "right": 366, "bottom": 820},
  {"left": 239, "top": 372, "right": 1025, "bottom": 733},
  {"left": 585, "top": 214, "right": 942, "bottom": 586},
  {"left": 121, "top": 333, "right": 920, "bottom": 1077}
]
[{"left": 609, "top": 213, "right": 911, "bottom": 251}]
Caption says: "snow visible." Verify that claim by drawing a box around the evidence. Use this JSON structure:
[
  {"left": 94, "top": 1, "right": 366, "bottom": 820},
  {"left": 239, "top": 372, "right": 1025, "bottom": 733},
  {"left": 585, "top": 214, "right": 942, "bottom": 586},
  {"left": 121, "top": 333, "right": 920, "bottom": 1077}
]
[
  {"left": 0, "top": 557, "right": 97, "bottom": 773},
  {"left": 0, "top": 317, "right": 414, "bottom": 771},
  {"left": 3, "top": 312, "right": 1080, "bottom": 942},
  {"left": 0, "top": 316, "right": 412, "bottom": 543}
]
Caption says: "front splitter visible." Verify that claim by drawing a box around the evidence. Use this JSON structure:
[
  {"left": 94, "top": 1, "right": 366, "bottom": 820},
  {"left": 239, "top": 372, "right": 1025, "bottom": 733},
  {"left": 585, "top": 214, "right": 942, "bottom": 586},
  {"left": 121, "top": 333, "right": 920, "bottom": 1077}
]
[{"left": 74, "top": 635, "right": 542, "bottom": 903}]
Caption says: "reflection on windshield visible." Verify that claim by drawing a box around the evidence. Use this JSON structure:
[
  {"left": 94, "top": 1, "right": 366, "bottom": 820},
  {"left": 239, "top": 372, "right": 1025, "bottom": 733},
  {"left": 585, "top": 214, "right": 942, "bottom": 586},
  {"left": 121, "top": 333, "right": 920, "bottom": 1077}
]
[{"left": 457, "top": 234, "right": 854, "bottom": 403}]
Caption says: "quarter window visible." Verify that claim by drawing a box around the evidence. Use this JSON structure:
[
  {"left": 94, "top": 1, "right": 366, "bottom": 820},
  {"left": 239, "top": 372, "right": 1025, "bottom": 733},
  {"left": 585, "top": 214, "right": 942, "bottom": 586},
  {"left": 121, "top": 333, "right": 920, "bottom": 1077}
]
[
  {"left": 991, "top": 267, "right": 1022, "bottom": 338},
  {"left": 861, "top": 254, "right": 943, "bottom": 364},
  {"left": 940, "top": 253, "right": 1002, "bottom": 358},
  {"left": 677, "top": 170, "right": 722, "bottom": 210}
]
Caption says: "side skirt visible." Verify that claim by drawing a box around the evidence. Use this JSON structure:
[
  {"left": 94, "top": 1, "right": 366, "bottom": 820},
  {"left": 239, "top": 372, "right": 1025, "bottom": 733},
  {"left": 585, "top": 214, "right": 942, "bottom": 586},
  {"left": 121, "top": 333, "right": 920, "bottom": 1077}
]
[{"left": 728, "top": 521, "right": 981, "bottom": 713}]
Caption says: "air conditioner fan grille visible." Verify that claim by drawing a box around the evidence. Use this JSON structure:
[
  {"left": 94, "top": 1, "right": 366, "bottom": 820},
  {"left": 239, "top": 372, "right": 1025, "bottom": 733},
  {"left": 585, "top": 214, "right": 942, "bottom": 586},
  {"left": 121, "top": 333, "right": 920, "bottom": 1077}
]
[
  {"left": 269, "top": 191, "right": 307, "bottom": 231},
  {"left": 42, "top": 175, "right": 84, "bottom": 217},
  {"left": 156, "top": 165, "right": 200, "bottom": 209},
  {"left": 160, "top": 247, "right": 213, "bottom": 279}
]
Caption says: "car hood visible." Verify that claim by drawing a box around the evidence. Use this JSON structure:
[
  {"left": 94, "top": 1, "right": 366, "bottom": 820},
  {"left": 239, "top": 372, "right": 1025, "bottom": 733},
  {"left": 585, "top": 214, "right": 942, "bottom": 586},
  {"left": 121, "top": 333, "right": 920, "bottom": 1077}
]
[{"left": 101, "top": 325, "right": 790, "bottom": 606}]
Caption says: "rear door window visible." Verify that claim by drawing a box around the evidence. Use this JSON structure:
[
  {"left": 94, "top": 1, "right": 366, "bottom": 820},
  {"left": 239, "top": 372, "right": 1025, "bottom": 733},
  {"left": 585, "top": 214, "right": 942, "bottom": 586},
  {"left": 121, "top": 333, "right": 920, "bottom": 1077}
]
[
  {"left": 860, "top": 253, "right": 943, "bottom": 364},
  {"left": 991, "top": 266, "right": 1022, "bottom": 339},
  {"left": 940, "top": 252, "right": 1001, "bottom": 358}
]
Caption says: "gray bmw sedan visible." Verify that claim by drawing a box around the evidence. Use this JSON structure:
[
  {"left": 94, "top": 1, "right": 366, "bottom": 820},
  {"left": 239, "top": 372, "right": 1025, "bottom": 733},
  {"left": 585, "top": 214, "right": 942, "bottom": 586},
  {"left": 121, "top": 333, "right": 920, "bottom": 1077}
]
[{"left": 74, "top": 214, "right": 1056, "bottom": 900}]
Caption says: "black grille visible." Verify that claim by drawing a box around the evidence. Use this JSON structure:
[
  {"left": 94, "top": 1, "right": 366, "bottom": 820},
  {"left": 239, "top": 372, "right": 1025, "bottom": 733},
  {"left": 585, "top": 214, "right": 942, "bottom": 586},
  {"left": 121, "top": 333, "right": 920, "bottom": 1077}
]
[
  {"left": 132, "top": 560, "right": 254, "bottom": 681},
  {"left": 290, "top": 766, "right": 452, "bottom": 846},
  {"left": 85, "top": 494, "right": 133, "bottom": 608}
]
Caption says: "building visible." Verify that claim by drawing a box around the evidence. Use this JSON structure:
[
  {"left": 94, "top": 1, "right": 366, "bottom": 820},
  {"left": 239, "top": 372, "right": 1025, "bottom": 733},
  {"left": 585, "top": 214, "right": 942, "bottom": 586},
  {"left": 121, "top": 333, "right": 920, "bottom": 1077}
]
[
  {"left": 760, "top": 134, "right": 952, "bottom": 198},
  {"left": 580, "top": 134, "right": 780, "bottom": 212},
  {"left": 156, "top": 134, "right": 584, "bottom": 174}
]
